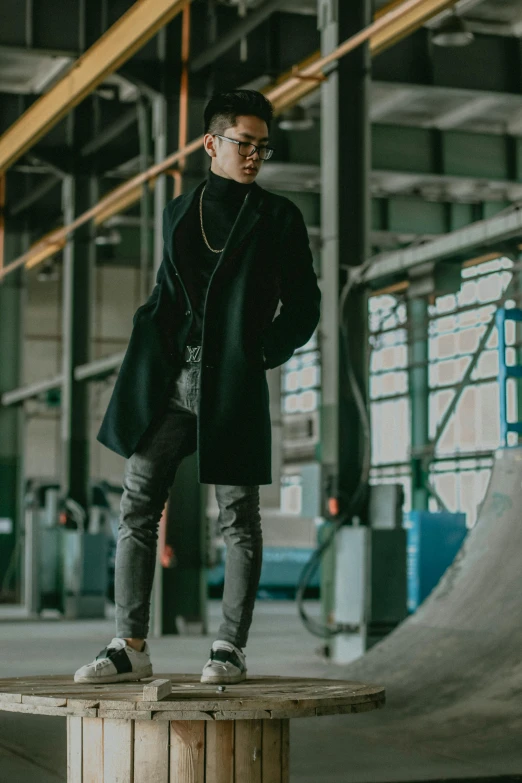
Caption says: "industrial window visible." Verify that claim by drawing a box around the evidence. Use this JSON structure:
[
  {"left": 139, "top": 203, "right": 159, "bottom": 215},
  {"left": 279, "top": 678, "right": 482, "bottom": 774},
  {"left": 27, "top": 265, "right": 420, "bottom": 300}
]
[
  {"left": 369, "top": 294, "right": 412, "bottom": 511},
  {"left": 368, "top": 257, "right": 518, "bottom": 527},
  {"left": 282, "top": 331, "right": 321, "bottom": 415},
  {"left": 428, "top": 257, "right": 516, "bottom": 524}
]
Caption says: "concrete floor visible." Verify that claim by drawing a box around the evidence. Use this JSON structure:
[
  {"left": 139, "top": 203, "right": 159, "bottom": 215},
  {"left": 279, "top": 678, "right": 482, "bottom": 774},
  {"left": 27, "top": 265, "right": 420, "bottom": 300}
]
[{"left": 1, "top": 599, "right": 521, "bottom": 782}]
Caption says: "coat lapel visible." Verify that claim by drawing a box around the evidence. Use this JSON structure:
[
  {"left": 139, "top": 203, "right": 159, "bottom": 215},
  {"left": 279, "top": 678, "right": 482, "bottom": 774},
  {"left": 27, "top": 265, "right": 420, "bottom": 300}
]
[
  {"left": 215, "top": 182, "right": 263, "bottom": 269},
  {"left": 166, "top": 180, "right": 264, "bottom": 269}
]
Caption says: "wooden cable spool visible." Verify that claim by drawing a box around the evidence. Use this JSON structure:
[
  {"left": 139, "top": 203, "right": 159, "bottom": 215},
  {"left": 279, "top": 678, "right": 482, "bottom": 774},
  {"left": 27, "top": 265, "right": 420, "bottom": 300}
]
[{"left": 0, "top": 673, "right": 385, "bottom": 782}]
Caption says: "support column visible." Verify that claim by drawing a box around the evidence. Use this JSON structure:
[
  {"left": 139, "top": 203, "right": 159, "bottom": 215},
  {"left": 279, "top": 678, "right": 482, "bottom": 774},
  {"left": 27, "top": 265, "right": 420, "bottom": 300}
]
[
  {"left": 408, "top": 297, "right": 430, "bottom": 511},
  {"left": 61, "top": 107, "right": 95, "bottom": 513},
  {"left": 319, "top": 0, "right": 371, "bottom": 634},
  {"left": 138, "top": 99, "right": 152, "bottom": 301},
  {"left": 0, "top": 235, "right": 24, "bottom": 601},
  {"left": 150, "top": 27, "right": 208, "bottom": 636},
  {"left": 320, "top": 0, "right": 371, "bottom": 510}
]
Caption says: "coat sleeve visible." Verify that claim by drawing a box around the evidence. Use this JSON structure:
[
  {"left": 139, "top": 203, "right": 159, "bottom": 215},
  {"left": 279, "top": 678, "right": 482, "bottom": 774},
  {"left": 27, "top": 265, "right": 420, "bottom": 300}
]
[
  {"left": 261, "top": 203, "right": 321, "bottom": 369},
  {"left": 131, "top": 204, "right": 172, "bottom": 326}
]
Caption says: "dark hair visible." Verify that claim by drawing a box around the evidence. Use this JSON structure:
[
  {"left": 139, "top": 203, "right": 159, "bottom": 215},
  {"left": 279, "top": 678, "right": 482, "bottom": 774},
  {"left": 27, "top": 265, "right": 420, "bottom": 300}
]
[{"left": 204, "top": 89, "right": 273, "bottom": 135}]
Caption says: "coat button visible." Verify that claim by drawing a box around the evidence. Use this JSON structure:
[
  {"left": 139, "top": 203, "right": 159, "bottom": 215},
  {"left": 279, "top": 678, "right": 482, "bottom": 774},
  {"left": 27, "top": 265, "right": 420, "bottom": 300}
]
[{"left": 185, "top": 310, "right": 191, "bottom": 316}]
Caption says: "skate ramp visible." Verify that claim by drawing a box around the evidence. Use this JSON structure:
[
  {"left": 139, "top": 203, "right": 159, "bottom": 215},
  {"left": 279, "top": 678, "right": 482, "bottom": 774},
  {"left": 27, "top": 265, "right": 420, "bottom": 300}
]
[{"left": 298, "top": 446, "right": 522, "bottom": 780}]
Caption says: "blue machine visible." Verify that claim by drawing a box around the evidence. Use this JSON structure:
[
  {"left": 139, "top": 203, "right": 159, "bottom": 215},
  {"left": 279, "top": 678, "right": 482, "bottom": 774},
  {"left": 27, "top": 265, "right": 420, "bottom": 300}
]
[
  {"left": 207, "top": 546, "right": 320, "bottom": 598},
  {"left": 496, "top": 306, "right": 522, "bottom": 447},
  {"left": 404, "top": 511, "right": 467, "bottom": 612}
]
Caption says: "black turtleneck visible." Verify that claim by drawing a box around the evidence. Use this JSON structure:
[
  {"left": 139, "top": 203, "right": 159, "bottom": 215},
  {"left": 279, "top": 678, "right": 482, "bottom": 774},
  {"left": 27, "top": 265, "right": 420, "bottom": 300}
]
[{"left": 174, "top": 168, "right": 254, "bottom": 347}]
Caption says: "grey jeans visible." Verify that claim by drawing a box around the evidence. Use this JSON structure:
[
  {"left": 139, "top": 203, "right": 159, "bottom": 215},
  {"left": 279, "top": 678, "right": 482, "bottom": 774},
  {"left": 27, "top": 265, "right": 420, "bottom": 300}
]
[{"left": 114, "top": 362, "right": 263, "bottom": 650}]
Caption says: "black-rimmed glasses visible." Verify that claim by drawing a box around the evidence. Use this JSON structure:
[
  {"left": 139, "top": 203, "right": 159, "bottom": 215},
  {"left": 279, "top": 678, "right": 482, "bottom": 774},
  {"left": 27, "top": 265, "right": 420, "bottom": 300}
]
[{"left": 213, "top": 134, "right": 275, "bottom": 161}]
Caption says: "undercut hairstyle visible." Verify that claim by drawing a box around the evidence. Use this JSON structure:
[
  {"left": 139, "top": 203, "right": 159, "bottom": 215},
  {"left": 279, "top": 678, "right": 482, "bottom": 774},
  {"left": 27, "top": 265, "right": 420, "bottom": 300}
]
[{"left": 204, "top": 89, "right": 273, "bottom": 136}]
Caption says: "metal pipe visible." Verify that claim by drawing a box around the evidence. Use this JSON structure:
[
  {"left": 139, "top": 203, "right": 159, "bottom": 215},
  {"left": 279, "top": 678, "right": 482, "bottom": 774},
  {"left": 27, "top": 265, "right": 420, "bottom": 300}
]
[
  {"left": 80, "top": 107, "right": 138, "bottom": 156},
  {"left": 363, "top": 209, "right": 522, "bottom": 286},
  {"left": 190, "top": 0, "right": 279, "bottom": 73},
  {"left": 9, "top": 176, "right": 61, "bottom": 217},
  {"left": 25, "top": 0, "right": 33, "bottom": 49},
  {"left": 1, "top": 374, "right": 64, "bottom": 406},
  {"left": 74, "top": 352, "right": 125, "bottom": 382}
]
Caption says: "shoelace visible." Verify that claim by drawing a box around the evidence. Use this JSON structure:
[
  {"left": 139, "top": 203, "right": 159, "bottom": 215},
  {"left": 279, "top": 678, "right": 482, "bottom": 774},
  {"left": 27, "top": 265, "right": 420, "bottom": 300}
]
[{"left": 93, "top": 646, "right": 120, "bottom": 670}]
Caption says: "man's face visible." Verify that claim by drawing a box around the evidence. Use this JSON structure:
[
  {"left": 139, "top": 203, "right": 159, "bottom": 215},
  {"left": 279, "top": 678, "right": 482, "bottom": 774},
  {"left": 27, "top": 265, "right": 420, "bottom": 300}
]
[{"left": 204, "top": 114, "right": 269, "bottom": 184}]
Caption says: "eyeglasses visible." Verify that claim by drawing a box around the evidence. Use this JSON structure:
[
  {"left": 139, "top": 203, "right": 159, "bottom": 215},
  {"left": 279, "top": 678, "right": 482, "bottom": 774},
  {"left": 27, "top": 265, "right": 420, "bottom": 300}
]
[{"left": 213, "top": 134, "right": 274, "bottom": 161}]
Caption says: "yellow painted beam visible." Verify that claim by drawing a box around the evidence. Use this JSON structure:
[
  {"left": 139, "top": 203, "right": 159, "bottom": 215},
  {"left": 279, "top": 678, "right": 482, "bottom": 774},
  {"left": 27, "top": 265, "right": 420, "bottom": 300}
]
[
  {"left": 371, "top": 0, "right": 456, "bottom": 54},
  {"left": 0, "top": 0, "right": 459, "bottom": 279},
  {"left": 267, "top": 0, "right": 458, "bottom": 110},
  {"left": 94, "top": 179, "right": 156, "bottom": 226},
  {"left": 25, "top": 233, "right": 66, "bottom": 270},
  {"left": 0, "top": 0, "right": 189, "bottom": 174}
]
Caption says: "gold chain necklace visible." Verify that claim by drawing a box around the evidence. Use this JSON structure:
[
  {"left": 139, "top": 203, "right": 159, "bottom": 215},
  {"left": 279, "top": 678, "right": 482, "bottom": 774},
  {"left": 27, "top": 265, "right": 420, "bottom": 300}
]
[{"left": 199, "top": 183, "right": 247, "bottom": 254}]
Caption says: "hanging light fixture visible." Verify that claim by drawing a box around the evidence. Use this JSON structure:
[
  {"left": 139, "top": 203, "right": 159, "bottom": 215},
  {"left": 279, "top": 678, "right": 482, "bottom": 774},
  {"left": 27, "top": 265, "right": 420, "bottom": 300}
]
[
  {"left": 36, "top": 259, "right": 60, "bottom": 282},
  {"left": 432, "top": 12, "right": 474, "bottom": 47},
  {"left": 278, "top": 104, "right": 314, "bottom": 132}
]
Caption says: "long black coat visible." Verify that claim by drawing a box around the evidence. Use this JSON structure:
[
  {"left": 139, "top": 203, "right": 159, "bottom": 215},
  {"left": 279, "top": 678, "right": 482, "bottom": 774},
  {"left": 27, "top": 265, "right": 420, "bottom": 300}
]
[{"left": 97, "top": 180, "right": 321, "bottom": 485}]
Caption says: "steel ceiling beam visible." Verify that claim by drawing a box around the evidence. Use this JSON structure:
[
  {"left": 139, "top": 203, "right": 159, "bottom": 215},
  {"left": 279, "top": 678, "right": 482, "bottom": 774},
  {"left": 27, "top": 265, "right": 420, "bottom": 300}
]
[
  {"left": 361, "top": 207, "right": 522, "bottom": 286},
  {"left": 0, "top": 0, "right": 459, "bottom": 282},
  {"left": 0, "top": 0, "right": 189, "bottom": 174},
  {"left": 190, "top": 0, "right": 280, "bottom": 73}
]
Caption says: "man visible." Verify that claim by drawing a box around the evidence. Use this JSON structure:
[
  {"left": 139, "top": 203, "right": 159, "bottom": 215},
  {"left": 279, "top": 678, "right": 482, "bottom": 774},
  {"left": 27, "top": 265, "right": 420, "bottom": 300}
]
[{"left": 74, "top": 89, "right": 321, "bottom": 686}]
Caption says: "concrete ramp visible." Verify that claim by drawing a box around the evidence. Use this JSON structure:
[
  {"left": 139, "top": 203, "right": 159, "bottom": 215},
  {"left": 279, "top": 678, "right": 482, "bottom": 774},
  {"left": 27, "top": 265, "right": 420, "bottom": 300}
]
[{"left": 295, "top": 446, "right": 522, "bottom": 781}]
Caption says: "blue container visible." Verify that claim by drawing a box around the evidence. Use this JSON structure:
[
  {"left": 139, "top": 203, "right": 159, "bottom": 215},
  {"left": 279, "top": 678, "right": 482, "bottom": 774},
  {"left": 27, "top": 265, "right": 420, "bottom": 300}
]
[
  {"left": 404, "top": 511, "right": 467, "bottom": 612},
  {"left": 207, "top": 546, "right": 320, "bottom": 591}
]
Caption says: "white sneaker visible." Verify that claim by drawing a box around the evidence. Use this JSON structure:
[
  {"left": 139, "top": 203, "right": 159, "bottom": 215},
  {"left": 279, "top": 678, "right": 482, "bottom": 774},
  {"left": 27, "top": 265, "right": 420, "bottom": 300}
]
[
  {"left": 200, "top": 640, "right": 247, "bottom": 684},
  {"left": 74, "top": 638, "right": 153, "bottom": 684}
]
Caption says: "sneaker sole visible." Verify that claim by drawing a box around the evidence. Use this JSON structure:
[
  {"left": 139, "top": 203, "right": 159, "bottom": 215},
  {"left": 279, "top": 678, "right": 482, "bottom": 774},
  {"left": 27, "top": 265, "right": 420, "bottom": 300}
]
[
  {"left": 200, "top": 671, "right": 247, "bottom": 685},
  {"left": 74, "top": 665, "right": 153, "bottom": 685}
]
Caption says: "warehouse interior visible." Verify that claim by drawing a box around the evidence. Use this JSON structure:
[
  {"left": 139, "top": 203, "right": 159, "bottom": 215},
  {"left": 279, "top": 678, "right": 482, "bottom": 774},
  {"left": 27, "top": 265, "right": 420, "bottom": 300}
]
[{"left": 1, "top": 0, "right": 522, "bottom": 780}]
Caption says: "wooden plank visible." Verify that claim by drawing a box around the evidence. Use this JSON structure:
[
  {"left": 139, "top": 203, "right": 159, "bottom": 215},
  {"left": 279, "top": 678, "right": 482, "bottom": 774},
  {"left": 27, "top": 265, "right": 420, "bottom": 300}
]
[
  {"left": 142, "top": 679, "right": 171, "bottom": 701},
  {"left": 315, "top": 698, "right": 385, "bottom": 717},
  {"left": 67, "top": 700, "right": 100, "bottom": 710},
  {"left": 170, "top": 721, "right": 205, "bottom": 782},
  {"left": 98, "top": 700, "right": 137, "bottom": 711},
  {"left": 67, "top": 716, "right": 83, "bottom": 783},
  {"left": 83, "top": 718, "right": 104, "bottom": 783},
  {"left": 134, "top": 720, "right": 169, "bottom": 782},
  {"left": 281, "top": 720, "right": 290, "bottom": 783},
  {"left": 0, "top": 702, "right": 97, "bottom": 718},
  {"left": 206, "top": 721, "right": 234, "bottom": 783},
  {"left": 22, "top": 695, "right": 67, "bottom": 707},
  {"left": 151, "top": 710, "right": 214, "bottom": 721},
  {"left": 235, "top": 720, "right": 262, "bottom": 783},
  {"left": 269, "top": 706, "right": 317, "bottom": 719},
  {"left": 0, "top": 675, "right": 385, "bottom": 721},
  {"left": 213, "top": 710, "right": 272, "bottom": 721},
  {"left": 101, "top": 710, "right": 153, "bottom": 721},
  {"left": 261, "top": 720, "right": 282, "bottom": 783},
  {"left": 103, "top": 719, "right": 134, "bottom": 782},
  {"left": 0, "top": 693, "right": 22, "bottom": 703}
]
